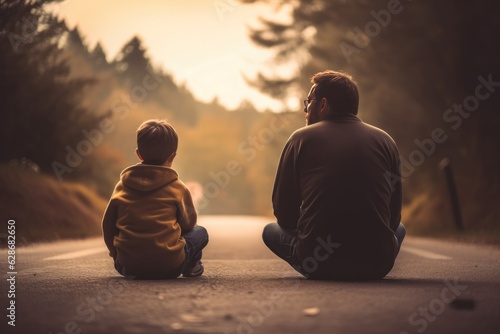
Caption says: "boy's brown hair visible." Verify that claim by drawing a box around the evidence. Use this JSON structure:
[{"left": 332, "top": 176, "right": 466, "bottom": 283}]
[{"left": 136, "top": 119, "right": 178, "bottom": 165}]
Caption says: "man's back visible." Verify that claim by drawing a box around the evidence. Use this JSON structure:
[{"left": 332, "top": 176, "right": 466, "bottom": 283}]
[{"left": 272, "top": 113, "right": 402, "bottom": 279}]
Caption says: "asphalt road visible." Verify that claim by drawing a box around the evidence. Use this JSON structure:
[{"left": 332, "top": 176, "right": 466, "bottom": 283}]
[{"left": 1, "top": 215, "right": 500, "bottom": 334}]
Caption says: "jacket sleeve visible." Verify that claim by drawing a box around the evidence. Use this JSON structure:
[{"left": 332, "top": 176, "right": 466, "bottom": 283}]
[
  {"left": 272, "top": 138, "right": 301, "bottom": 230},
  {"left": 102, "top": 198, "right": 119, "bottom": 258},
  {"left": 177, "top": 185, "right": 197, "bottom": 232}
]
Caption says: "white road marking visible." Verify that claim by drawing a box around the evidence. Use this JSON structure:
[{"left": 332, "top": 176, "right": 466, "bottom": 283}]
[
  {"left": 43, "top": 247, "right": 106, "bottom": 261},
  {"left": 401, "top": 246, "right": 452, "bottom": 260},
  {"left": 41, "top": 244, "right": 451, "bottom": 262}
]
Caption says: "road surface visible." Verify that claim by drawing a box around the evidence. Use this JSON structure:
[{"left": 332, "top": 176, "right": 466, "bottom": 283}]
[{"left": 1, "top": 215, "right": 500, "bottom": 334}]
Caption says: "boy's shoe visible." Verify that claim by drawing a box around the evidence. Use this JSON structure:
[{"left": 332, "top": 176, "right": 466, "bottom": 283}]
[{"left": 182, "top": 260, "right": 204, "bottom": 277}]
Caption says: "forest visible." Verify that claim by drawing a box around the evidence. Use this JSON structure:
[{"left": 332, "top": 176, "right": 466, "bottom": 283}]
[{"left": 1, "top": 0, "right": 499, "bottom": 242}]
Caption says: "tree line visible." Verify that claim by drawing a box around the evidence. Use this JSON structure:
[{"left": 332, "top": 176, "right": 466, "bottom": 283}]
[
  {"left": 0, "top": 0, "right": 303, "bottom": 216},
  {"left": 243, "top": 0, "right": 500, "bottom": 231}
]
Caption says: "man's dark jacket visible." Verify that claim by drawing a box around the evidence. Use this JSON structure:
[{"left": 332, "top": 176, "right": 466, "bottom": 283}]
[{"left": 273, "top": 113, "right": 402, "bottom": 280}]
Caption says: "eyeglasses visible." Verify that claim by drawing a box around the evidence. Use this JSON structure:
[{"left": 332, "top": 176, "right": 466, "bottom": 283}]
[{"left": 303, "top": 98, "right": 315, "bottom": 110}]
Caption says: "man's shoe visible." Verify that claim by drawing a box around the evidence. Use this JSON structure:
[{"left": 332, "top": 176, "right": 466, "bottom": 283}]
[{"left": 182, "top": 261, "right": 204, "bottom": 277}]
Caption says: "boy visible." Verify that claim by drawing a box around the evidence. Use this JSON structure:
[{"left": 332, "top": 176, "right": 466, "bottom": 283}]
[{"left": 102, "top": 119, "right": 208, "bottom": 279}]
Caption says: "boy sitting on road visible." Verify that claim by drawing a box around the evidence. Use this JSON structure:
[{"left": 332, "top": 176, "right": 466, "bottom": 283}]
[{"left": 102, "top": 119, "right": 208, "bottom": 279}]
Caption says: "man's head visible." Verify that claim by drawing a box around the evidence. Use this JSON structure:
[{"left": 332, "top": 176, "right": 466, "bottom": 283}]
[
  {"left": 136, "top": 119, "right": 178, "bottom": 166},
  {"left": 304, "top": 70, "right": 359, "bottom": 125}
]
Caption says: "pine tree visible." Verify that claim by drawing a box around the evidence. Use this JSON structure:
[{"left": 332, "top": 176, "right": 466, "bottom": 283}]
[
  {"left": 90, "top": 42, "right": 109, "bottom": 69},
  {"left": 113, "top": 36, "right": 150, "bottom": 84},
  {"left": 67, "top": 26, "right": 86, "bottom": 52},
  {"left": 0, "top": 0, "right": 104, "bottom": 175}
]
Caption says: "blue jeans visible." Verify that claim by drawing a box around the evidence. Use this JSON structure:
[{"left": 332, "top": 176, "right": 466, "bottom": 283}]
[
  {"left": 393, "top": 222, "right": 406, "bottom": 256},
  {"left": 182, "top": 225, "right": 209, "bottom": 269},
  {"left": 115, "top": 225, "right": 209, "bottom": 279},
  {"left": 262, "top": 222, "right": 406, "bottom": 278}
]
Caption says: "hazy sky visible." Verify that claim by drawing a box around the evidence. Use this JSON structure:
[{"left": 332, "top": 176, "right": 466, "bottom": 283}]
[{"left": 52, "top": 0, "right": 295, "bottom": 111}]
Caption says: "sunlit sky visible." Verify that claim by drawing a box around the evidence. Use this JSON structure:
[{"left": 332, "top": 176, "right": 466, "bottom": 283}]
[{"left": 52, "top": 0, "right": 296, "bottom": 112}]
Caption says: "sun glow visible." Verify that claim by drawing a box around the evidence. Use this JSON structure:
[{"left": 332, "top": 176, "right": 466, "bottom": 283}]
[{"left": 51, "top": 0, "right": 294, "bottom": 111}]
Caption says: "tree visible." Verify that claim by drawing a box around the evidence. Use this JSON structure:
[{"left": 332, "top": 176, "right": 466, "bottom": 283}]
[
  {"left": 113, "top": 35, "right": 150, "bottom": 83},
  {"left": 90, "top": 42, "right": 109, "bottom": 69},
  {"left": 0, "top": 0, "right": 104, "bottom": 175},
  {"left": 66, "top": 26, "right": 86, "bottom": 52}
]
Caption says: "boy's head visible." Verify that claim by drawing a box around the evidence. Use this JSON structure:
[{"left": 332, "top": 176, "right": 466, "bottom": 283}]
[{"left": 136, "top": 119, "right": 178, "bottom": 166}]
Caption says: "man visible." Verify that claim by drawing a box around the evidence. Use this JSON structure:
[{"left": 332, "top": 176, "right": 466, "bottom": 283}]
[{"left": 263, "top": 70, "right": 406, "bottom": 280}]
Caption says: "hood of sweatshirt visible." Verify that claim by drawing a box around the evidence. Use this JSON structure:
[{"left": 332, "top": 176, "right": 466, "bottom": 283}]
[{"left": 120, "top": 164, "right": 178, "bottom": 192}]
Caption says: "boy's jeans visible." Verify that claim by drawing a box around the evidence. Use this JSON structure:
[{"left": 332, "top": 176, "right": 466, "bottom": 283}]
[
  {"left": 262, "top": 222, "right": 406, "bottom": 278},
  {"left": 115, "top": 225, "right": 209, "bottom": 278},
  {"left": 182, "top": 225, "right": 209, "bottom": 269}
]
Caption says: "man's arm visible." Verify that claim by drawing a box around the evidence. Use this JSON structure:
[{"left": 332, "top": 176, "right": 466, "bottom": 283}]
[
  {"left": 272, "top": 138, "right": 302, "bottom": 230},
  {"left": 102, "top": 199, "right": 119, "bottom": 259},
  {"left": 177, "top": 185, "right": 197, "bottom": 232},
  {"left": 389, "top": 151, "right": 403, "bottom": 232}
]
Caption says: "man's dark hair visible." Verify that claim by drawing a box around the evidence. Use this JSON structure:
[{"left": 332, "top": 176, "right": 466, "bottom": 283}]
[
  {"left": 137, "top": 119, "right": 178, "bottom": 165},
  {"left": 311, "top": 70, "right": 359, "bottom": 115}
]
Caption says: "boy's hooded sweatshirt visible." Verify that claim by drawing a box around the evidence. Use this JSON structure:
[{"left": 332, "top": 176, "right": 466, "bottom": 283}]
[{"left": 102, "top": 164, "right": 197, "bottom": 276}]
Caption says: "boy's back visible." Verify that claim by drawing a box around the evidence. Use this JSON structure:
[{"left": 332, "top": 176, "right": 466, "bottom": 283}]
[
  {"left": 102, "top": 119, "right": 207, "bottom": 279},
  {"left": 103, "top": 164, "right": 197, "bottom": 276}
]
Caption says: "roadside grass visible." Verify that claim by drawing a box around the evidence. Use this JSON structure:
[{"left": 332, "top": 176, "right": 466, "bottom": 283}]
[
  {"left": 406, "top": 224, "right": 500, "bottom": 246},
  {"left": 403, "top": 193, "right": 500, "bottom": 246},
  {"left": 0, "top": 164, "right": 106, "bottom": 245}
]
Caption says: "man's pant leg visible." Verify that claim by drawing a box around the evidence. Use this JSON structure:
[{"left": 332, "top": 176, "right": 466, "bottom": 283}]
[
  {"left": 262, "top": 223, "right": 307, "bottom": 276},
  {"left": 394, "top": 222, "right": 406, "bottom": 259}
]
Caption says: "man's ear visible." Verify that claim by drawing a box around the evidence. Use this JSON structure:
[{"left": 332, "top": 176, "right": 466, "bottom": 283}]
[
  {"left": 319, "top": 97, "right": 330, "bottom": 116},
  {"left": 167, "top": 152, "right": 177, "bottom": 162},
  {"left": 136, "top": 148, "right": 143, "bottom": 162}
]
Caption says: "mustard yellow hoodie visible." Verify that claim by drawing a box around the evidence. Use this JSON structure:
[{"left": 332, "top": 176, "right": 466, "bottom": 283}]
[{"left": 102, "top": 164, "right": 197, "bottom": 275}]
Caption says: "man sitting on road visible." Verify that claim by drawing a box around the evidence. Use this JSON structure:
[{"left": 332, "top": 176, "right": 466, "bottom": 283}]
[{"left": 263, "top": 70, "right": 406, "bottom": 280}]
